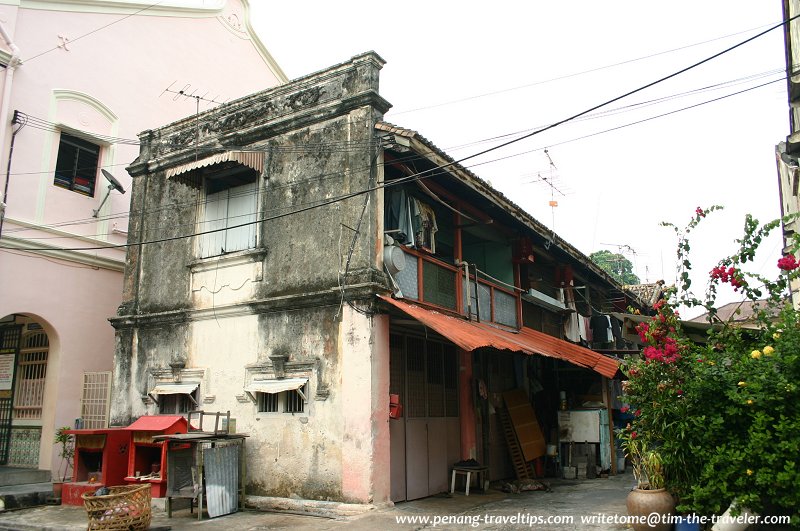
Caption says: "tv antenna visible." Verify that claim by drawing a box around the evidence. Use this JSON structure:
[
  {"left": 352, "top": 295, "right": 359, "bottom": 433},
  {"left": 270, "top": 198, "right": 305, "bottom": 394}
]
[
  {"left": 161, "top": 82, "right": 228, "bottom": 160},
  {"left": 543, "top": 148, "right": 561, "bottom": 232},
  {"left": 92, "top": 169, "right": 126, "bottom": 218},
  {"left": 599, "top": 242, "right": 640, "bottom": 281}
]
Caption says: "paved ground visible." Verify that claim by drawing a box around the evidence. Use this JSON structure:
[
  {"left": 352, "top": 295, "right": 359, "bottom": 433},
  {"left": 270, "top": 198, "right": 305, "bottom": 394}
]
[{"left": 0, "top": 474, "right": 635, "bottom": 530}]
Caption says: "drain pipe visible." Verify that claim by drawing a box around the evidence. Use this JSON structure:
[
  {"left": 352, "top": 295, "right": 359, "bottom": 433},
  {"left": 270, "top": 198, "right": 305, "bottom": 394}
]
[
  {"left": 0, "top": 111, "right": 21, "bottom": 239},
  {"left": 0, "top": 22, "right": 21, "bottom": 239}
]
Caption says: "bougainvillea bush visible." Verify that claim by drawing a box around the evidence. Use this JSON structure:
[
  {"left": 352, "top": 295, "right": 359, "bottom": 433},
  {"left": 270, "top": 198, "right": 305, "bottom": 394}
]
[{"left": 621, "top": 207, "right": 800, "bottom": 525}]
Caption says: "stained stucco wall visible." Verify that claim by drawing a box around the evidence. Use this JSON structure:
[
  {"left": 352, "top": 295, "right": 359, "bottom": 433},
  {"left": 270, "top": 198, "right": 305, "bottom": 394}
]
[{"left": 110, "top": 53, "right": 393, "bottom": 503}]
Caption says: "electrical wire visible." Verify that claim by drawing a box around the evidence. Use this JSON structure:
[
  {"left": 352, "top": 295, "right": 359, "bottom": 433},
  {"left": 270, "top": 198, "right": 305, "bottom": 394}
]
[
  {"left": 5, "top": 60, "right": 787, "bottom": 239},
  {"left": 3, "top": 14, "right": 795, "bottom": 252},
  {"left": 5, "top": 70, "right": 785, "bottom": 246},
  {"left": 22, "top": 1, "right": 167, "bottom": 64},
  {"left": 389, "top": 21, "right": 780, "bottom": 116},
  {"left": 3, "top": 75, "right": 786, "bottom": 247}
]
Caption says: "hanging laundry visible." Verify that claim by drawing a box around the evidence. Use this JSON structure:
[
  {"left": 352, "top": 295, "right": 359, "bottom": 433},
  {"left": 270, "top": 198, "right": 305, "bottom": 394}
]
[
  {"left": 590, "top": 315, "right": 613, "bottom": 343},
  {"left": 416, "top": 201, "right": 438, "bottom": 252}
]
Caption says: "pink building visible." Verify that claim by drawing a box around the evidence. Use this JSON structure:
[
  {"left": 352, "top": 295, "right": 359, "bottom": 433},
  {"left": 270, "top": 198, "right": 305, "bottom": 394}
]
[{"left": 0, "top": 0, "right": 285, "bottom": 476}]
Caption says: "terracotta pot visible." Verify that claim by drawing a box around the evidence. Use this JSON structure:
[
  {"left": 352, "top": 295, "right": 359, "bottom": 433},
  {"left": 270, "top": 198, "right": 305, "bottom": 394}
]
[{"left": 626, "top": 487, "right": 675, "bottom": 531}]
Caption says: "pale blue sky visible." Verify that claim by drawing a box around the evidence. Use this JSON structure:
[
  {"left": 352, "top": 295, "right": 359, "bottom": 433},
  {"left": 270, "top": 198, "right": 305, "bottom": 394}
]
[{"left": 253, "top": 1, "right": 788, "bottom": 314}]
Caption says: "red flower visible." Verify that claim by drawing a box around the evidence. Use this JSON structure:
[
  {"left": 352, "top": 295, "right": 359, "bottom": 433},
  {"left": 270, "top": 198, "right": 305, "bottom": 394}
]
[
  {"left": 631, "top": 431, "right": 638, "bottom": 439},
  {"left": 696, "top": 207, "right": 705, "bottom": 217},
  {"left": 677, "top": 389, "right": 684, "bottom": 396},
  {"left": 777, "top": 255, "right": 799, "bottom": 271},
  {"left": 634, "top": 409, "right": 641, "bottom": 416},
  {"left": 620, "top": 405, "right": 630, "bottom": 413}
]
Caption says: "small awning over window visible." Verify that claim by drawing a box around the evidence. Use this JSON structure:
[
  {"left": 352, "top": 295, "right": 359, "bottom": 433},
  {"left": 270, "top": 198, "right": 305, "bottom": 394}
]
[
  {"left": 148, "top": 382, "right": 199, "bottom": 405},
  {"left": 244, "top": 378, "right": 308, "bottom": 402},
  {"left": 166, "top": 151, "right": 265, "bottom": 189}
]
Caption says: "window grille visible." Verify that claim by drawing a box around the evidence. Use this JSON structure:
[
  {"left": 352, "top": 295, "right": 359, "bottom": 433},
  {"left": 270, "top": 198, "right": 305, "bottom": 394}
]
[
  {"left": 285, "top": 385, "right": 306, "bottom": 414},
  {"left": 13, "top": 331, "right": 48, "bottom": 420},
  {"left": 80, "top": 372, "right": 111, "bottom": 429},
  {"left": 257, "top": 392, "right": 279, "bottom": 413}
]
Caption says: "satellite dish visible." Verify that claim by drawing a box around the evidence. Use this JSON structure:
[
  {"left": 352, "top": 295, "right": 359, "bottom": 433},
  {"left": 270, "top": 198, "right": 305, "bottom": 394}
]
[
  {"left": 92, "top": 170, "right": 127, "bottom": 218},
  {"left": 101, "top": 169, "right": 126, "bottom": 194}
]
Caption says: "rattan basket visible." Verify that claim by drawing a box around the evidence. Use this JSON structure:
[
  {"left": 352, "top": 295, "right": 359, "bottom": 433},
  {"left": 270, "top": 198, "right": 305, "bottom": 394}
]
[{"left": 82, "top": 483, "right": 152, "bottom": 531}]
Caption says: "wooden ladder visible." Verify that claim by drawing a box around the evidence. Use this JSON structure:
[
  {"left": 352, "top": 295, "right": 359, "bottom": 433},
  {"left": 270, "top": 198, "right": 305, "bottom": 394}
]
[{"left": 497, "top": 405, "right": 531, "bottom": 480}]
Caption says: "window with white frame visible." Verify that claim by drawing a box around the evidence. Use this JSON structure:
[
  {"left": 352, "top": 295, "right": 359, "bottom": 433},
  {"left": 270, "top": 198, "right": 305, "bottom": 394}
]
[
  {"left": 158, "top": 390, "right": 198, "bottom": 415},
  {"left": 54, "top": 132, "right": 100, "bottom": 196},
  {"left": 198, "top": 167, "right": 258, "bottom": 258},
  {"left": 254, "top": 383, "right": 307, "bottom": 414}
]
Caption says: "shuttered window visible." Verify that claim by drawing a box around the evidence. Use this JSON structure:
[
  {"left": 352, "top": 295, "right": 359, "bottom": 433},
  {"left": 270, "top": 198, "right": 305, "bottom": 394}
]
[{"left": 199, "top": 178, "right": 258, "bottom": 258}]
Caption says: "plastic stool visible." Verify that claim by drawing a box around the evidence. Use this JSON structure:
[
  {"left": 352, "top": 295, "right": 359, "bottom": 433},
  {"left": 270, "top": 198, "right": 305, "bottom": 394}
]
[{"left": 450, "top": 466, "right": 489, "bottom": 496}]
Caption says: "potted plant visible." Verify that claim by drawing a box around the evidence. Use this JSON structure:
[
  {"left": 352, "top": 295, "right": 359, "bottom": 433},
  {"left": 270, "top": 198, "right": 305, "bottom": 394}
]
[
  {"left": 621, "top": 431, "right": 675, "bottom": 531},
  {"left": 52, "top": 426, "right": 74, "bottom": 498}
]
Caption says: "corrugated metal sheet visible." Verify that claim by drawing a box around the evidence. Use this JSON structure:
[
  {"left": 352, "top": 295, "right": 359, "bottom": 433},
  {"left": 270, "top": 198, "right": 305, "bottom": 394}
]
[
  {"left": 204, "top": 444, "right": 239, "bottom": 518},
  {"left": 166, "top": 151, "right": 265, "bottom": 188},
  {"left": 379, "top": 295, "right": 620, "bottom": 378}
]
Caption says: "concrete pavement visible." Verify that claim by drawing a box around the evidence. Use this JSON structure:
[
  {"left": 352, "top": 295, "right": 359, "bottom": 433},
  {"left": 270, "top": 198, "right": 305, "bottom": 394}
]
[{"left": 0, "top": 474, "right": 635, "bottom": 530}]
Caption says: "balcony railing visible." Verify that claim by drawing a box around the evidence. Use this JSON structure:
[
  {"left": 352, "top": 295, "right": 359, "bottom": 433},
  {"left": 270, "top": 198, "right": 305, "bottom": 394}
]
[{"left": 393, "top": 248, "right": 519, "bottom": 329}]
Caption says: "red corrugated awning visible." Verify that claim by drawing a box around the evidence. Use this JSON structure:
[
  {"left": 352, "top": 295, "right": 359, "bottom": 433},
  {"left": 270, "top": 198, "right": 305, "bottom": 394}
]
[{"left": 379, "top": 295, "right": 620, "bottom": 378}]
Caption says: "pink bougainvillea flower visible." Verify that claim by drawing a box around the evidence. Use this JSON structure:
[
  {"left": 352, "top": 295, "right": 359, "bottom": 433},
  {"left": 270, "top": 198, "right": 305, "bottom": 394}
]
[{"left": 777, "top": 254, "right": 799, "bottom": 271}]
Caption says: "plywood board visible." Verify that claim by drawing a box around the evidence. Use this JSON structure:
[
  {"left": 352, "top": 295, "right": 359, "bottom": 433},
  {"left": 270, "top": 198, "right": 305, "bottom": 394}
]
[{"left": 502, "top": 389, "right": 546, "bottom": 461}]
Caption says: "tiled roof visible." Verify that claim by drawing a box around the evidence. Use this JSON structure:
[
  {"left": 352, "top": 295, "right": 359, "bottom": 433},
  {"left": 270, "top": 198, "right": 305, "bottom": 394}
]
[
  {"left": 622, "top": 281, "right": 668, "bottom": 307},
  {"left": 688, "top": 299, "right": 779, "bottom": 323}
]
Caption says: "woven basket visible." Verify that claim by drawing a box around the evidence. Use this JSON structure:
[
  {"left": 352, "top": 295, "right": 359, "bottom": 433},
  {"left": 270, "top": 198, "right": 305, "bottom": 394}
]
[{"left": 82, "top": 483, "right": 152, "bottom": 531}]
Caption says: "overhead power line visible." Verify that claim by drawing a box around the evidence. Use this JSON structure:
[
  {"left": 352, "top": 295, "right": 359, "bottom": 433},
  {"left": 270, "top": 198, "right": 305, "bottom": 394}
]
[
  {"left": 389, "top": 21, "right": 780, "bottom": 116},
  {"left": 2, "top": 12, "right": 795, "bottom": 252},
  {"left": 4, "top": 73, "right": 785, "bottom": 244}
]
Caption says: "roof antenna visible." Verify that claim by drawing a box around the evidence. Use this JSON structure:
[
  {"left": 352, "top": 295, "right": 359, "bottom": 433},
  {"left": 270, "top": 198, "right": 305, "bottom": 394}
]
[{"left": 160, "top": 81, "right": 228, "bottom": 161}]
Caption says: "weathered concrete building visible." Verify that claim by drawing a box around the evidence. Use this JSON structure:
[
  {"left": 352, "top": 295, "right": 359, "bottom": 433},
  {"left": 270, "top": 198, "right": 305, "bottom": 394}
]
[
  {"left": 777, "top": 0, "right": 800, "bottom": 307},
  {"left": 111, "top": 52, "right": 648, "bottom": 504}
]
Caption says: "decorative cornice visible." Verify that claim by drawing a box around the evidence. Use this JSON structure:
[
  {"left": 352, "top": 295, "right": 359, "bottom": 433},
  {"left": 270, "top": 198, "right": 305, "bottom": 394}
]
[
  {"left": 109, "top": 279, "right": 387, "bottom": 329},
  {"left": 0, "top": 233, "right": 125, "bottom": 271},
  {"left": 128, "top": 52, "right": 388, "bottom": 176},
  {"left": 52, "top": 89, "right": 118, "bottom": 123}
]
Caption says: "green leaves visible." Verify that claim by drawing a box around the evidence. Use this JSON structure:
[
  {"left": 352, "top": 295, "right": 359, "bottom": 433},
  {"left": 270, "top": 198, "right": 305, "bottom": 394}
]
[{"left": 629, "top": 208, "right": 800, "bottom": 522}]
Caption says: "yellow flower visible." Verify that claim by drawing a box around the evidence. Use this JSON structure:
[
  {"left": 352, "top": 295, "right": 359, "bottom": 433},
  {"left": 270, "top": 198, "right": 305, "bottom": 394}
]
[
  {"left": 738, "top": 381, "right": 747, "bottom": 387},
  {"left": 763, "top": 346, "right": 775, "bottom": 356},
  {"left": 746, "top": 469, "right": 754, "bottom": 476},
  {"left": 773, "top": 332, "right": 781, "bottom": 340},
  {"left": 750, "top": 350, "right": 761, "bottom": 359},
  {"left": 708, "top": 361, "right": 715, "bottom": 366},
  {"left": 747, "top": 399, "right": 753, "bottom": 405}
]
